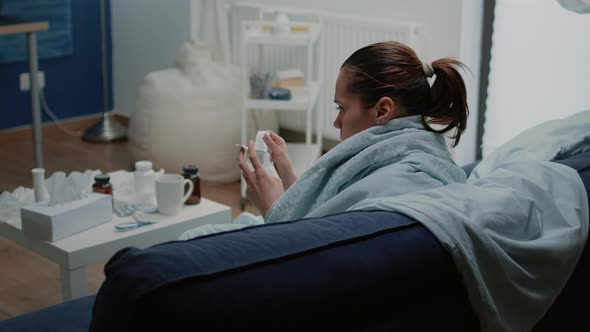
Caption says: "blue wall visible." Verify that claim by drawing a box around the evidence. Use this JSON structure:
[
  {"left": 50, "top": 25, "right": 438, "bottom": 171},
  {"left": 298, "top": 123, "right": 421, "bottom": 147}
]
[{"left": 0, "top": 0, "right": 112, "bottom": 130}]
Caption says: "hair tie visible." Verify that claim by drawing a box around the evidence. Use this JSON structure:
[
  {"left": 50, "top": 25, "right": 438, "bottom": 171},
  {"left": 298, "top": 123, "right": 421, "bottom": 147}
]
[{"left": 422, "top": 61, "right": 434, "bottom": 78}]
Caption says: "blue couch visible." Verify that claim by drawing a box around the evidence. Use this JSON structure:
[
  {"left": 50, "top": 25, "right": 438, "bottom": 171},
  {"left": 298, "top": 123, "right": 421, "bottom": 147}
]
[{"left": 1, "top": 152, "right": 588, "bottom": 332}]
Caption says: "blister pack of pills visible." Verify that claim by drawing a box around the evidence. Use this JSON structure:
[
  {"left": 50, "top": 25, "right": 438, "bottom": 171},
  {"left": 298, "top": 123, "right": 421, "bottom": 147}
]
[{"left": 113, "top": 204, "right": 158, "bottom": 217}]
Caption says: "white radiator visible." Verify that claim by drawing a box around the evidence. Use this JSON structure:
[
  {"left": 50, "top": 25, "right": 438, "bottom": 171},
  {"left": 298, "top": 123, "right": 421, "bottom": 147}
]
[{"left": 229, "top": 3, "right": 423, "bottom": 141}]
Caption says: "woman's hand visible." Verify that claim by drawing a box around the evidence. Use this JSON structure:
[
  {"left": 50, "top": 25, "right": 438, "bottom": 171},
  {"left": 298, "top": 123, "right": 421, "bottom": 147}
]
[
  {"left": 238, "top": 140, "right": 284, "bottom": 216},
  {"left": 263, "top": 131, "right": 298, "bottom": 190}
]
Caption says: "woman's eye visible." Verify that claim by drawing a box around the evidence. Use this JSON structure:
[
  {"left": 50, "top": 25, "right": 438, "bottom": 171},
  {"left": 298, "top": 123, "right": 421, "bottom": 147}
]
[{"left": 335, "top": 106, "right": 344, "bottom": 113}]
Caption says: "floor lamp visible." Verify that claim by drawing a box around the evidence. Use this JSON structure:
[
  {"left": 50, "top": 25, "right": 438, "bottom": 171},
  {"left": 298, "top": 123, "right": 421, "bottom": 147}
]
[{"left": 82, "top": 0, "right": 126, "bottom": 143}]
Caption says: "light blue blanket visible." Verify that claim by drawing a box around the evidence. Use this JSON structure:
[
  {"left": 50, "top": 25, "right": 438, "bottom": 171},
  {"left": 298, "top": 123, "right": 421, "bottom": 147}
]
[
  {"left": 352, "top": 161, "right": 588, "bottom": 332},
  {"left": 351, "top": 109, "right": 590, "bottom": 332},
  {"left": 470, "top": 109, "right": 590, "bottom": 181},
  {"left": 265, "top": 115, "right": 466, "bottom": 222}
]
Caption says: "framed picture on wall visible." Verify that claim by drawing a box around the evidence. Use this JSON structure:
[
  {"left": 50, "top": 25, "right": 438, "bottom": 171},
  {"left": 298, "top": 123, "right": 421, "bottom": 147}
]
[{"left": 0, "top": 0, "right": 73, "bottom": 63}]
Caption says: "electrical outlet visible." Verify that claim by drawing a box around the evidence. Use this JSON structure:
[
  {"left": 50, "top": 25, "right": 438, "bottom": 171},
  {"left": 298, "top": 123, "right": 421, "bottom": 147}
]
[{"left": 19, "top": 71, "right": 45, "bottom": 91}]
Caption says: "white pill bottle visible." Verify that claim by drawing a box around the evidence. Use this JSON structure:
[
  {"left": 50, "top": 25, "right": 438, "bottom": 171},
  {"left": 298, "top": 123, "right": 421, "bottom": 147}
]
[{"left": 134, "top": 160, "right": 156, "bottom": 207}]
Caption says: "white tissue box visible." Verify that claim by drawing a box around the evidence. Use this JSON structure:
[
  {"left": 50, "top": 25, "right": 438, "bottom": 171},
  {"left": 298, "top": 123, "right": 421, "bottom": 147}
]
[{"left": 21, "top": 193, "right": 113, "bottom": 242}]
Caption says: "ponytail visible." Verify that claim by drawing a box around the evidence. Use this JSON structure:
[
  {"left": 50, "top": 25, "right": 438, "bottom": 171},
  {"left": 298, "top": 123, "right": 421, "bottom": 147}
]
[
  {"left": 342, "top": 41, "right": 469, "bottom": 147},
  {"left": 421, "top": 58, "right": 469, "bottom": 147}
]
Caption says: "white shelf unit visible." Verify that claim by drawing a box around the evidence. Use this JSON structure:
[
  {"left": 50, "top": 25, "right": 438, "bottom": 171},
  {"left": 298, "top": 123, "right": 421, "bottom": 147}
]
[{"left": 240, "top": 20, "right": 322, "bottom": 208}]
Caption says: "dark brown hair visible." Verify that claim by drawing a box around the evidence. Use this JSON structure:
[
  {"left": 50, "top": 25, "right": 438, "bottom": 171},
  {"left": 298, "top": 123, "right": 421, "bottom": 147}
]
[{"left": 341, "top": 41, "right": 469, "bottom": 146}]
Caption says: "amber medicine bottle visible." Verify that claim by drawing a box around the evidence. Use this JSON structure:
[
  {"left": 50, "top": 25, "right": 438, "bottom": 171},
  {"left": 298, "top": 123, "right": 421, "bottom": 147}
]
[
  {"left": 182, "top": 165, "right": 201, "bottom": 205},
  {"left": 92, "top": 174, "right": 113, "bottom": 196}
]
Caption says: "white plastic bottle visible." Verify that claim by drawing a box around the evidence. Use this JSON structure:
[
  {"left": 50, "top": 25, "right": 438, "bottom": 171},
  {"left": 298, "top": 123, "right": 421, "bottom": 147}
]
[
  {"left": 134, "top": 160, "right": 156, "bottom": 207},
  {"left": 32, "top": 168, "right": 51, "bottom": 203},
  {"left": 271, "top": 10, "right": 290, "bottom": 35}
]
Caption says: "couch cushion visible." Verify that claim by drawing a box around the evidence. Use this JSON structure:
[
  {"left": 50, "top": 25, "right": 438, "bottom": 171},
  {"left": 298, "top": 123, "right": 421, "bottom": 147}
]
[
  {"left": 91, "top": 210, "right": 478, "bottom": 331},
  {"left": 98, "top": 210, "right": 418, "bottom": 298}
]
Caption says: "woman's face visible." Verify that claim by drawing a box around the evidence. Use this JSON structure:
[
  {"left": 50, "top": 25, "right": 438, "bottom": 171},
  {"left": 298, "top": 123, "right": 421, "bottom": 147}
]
[{"left": 333, "top": 69, "right": 376, "bottom": 141}]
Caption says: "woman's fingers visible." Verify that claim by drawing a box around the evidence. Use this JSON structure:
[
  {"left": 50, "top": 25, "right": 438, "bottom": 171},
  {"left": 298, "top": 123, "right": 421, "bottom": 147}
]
[
  {"left": 264, "top": 131, "right": 287, "bottom": 156},
  {"left": 238, "top": 147, "right": 248, "bottom": 172},
  {"left": 267, "top": 130, "right": 279, "bottom": 139},
  {"left": 267, "top": 130, "right": 285, "bottom": 145},
  {"left": 263, "top": 133, "right": 279, "bottom": 152},
  {"left": 238, "top": 148, "right": 253, "bottom": 184},
  {"left": 237, "top": 137, "right": 287, "bottom": 215}
]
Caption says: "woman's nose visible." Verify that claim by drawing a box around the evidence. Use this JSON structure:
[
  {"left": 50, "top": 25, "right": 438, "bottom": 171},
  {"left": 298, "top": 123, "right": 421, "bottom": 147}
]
[{"left": 333, "top": 115, "right": 341, "bottom": 129}]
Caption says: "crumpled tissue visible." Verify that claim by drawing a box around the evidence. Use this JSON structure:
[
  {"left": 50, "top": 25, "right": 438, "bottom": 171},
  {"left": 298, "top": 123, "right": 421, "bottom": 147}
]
[
  {"left": 45, "top": 170, "right": 100, "bottom": 206},
  {"left": 0, "top": 169, "right": 164, "bottom": 227},
  {"left": 0, "top": 170, "right": 99, "bottom": 228},
  {"left": 239, "top": 130, "right": 280, "bottom": 178}
]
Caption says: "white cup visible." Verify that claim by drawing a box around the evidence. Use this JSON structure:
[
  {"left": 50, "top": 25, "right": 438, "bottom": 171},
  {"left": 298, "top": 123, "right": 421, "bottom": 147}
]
[{"left": 155, "top": 174, "right": 194, "bottom": 216}]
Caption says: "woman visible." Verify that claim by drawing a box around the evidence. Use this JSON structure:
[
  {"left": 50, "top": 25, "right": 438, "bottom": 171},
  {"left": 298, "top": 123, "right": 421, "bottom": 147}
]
[{"left": 239, "top": 41, "right": 469, "bottom": 221}]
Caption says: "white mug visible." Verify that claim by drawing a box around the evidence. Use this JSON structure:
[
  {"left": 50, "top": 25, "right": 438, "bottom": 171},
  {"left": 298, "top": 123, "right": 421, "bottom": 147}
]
[{"left": 155, "top": 174, "right": 194, "bottom": 216}]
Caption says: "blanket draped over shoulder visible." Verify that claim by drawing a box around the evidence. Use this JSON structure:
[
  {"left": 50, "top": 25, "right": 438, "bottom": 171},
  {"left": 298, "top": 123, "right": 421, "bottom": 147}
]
[{"left": 265, "top": 115, "right": 466, "bottom": 222}]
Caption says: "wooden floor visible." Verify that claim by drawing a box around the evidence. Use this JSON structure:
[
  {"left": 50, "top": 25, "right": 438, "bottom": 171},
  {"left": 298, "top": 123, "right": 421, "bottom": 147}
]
[{"left": 0, "top": 117, "right": 258, "bottom": 320}]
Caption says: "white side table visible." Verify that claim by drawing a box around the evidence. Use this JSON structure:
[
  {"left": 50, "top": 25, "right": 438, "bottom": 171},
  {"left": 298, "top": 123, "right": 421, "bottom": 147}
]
[{"left": 0, "top": 198, "right": 231, "bottom": 301}]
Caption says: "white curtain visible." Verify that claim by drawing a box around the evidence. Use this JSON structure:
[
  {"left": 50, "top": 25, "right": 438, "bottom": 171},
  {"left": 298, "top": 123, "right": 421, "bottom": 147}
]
[
  {"left": 482, "top": 0, "right": 590, "bottom": 157},
  {"left": 191, "top": 0, "right": 231, "bottom": 63}
]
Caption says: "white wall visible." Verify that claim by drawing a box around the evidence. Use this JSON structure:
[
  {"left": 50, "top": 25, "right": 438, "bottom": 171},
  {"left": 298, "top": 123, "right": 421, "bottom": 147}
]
[
  {"left": 230, "top": 0, "right": 462, "bottom": 61},
  {"left": 111, "top": 0, "right": 193, "bottom": 115},
  {"left": 483, "top": 0, "right": 590, "bottom": 156},
  {"left": 111, "top": 0, "right": 482, "bottom": 163}
]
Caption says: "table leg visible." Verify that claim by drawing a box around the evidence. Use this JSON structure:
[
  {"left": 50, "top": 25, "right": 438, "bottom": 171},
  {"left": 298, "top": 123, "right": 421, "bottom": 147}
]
[
  {"left": 60, "top": 265, "right": 88, "bottom": 301},
  {"left": 26, "top": 31, "right": 43, "bottom": 168}
]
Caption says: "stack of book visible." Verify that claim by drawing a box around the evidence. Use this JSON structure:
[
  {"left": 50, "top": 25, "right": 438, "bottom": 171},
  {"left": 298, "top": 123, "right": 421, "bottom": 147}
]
[{"left": 273, "top": 68, "right": 304, "bottom": 89}]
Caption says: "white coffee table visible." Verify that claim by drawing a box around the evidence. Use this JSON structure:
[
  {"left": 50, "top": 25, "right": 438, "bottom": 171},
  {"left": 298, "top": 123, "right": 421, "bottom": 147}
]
[{"left": 0, "top": 198, "right": 231, "bottom": 301}]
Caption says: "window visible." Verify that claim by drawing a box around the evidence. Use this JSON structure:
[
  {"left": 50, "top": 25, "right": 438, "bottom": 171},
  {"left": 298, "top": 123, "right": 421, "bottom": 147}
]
[{"left": 482, "top": 0, "right": 590, "bottom": 157}]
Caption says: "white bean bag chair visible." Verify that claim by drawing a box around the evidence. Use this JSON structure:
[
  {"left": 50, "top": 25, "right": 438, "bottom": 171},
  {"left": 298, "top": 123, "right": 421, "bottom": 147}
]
[{"left": 128, "top": 41, "right": 277, "bottom": 183}]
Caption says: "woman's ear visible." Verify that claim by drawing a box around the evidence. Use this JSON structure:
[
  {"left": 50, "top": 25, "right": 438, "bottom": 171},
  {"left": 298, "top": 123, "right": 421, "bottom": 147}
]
[{"left": 374, "top": 96, "right": 398, "bottom": 124}]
